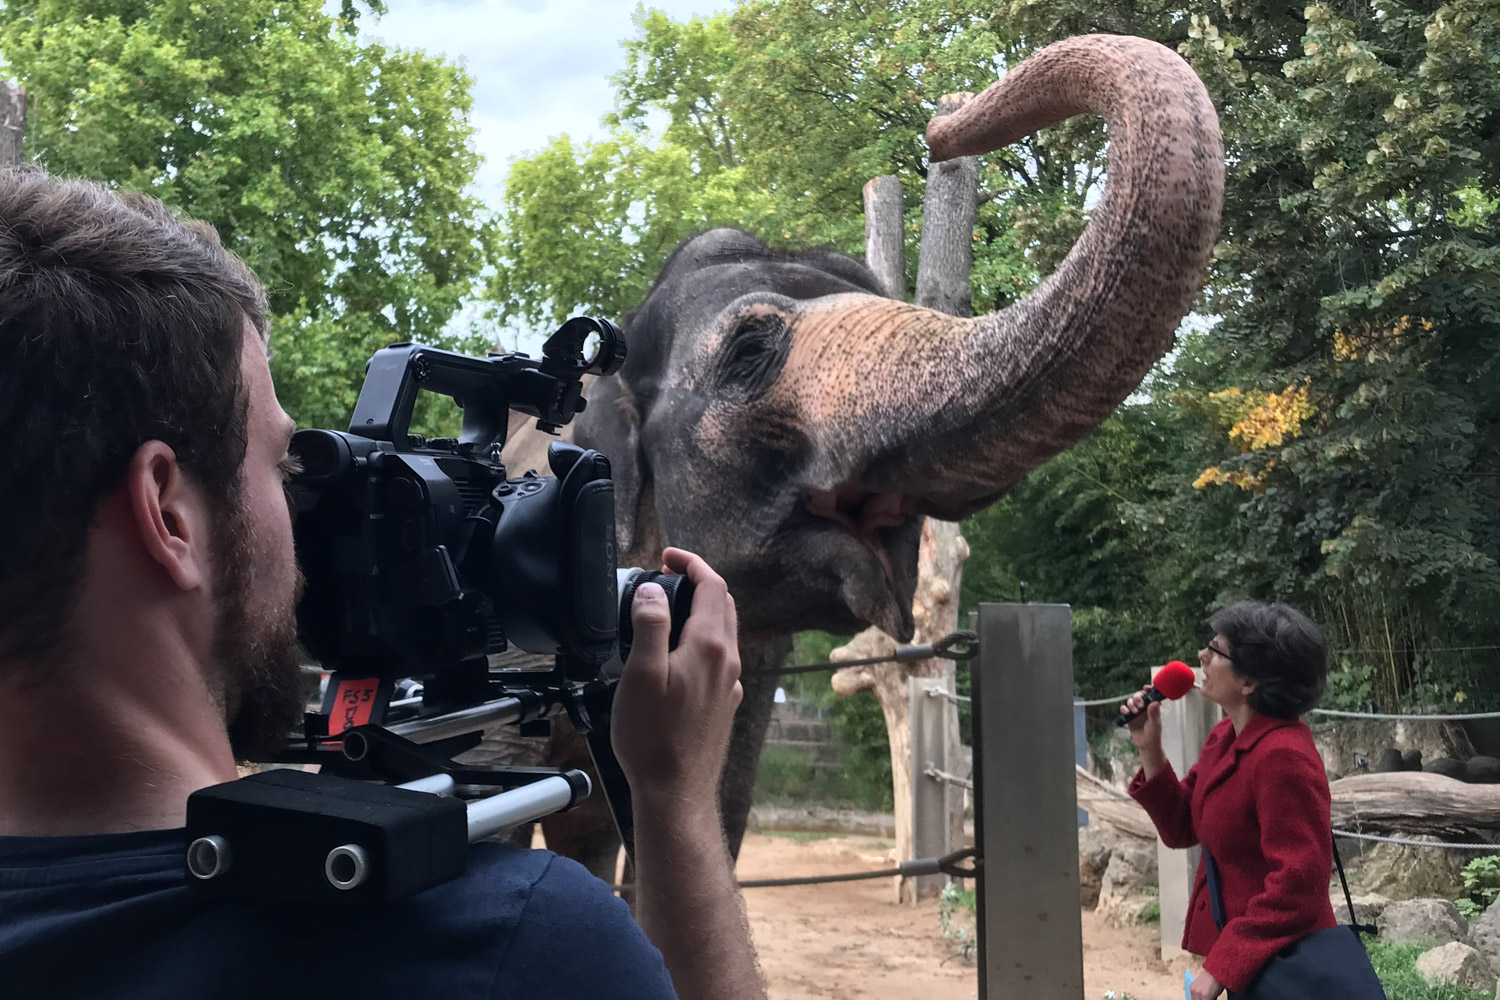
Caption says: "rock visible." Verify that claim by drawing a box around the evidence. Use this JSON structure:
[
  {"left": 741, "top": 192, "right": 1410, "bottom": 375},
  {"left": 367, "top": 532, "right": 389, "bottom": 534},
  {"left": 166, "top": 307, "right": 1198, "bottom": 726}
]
[
  {"left": 1354, "top": 837, "right": 1467, "bottom": 900},
  {"left": 1095, "top": 838, "right": 1159, "bottom": 927},
  {"left": 1380, "top": 898, "right": 1467, "bottom": 945},
  {"left": 1468, "top": 756, "right": 1500, "bottom": 784},
  {"left": 1331, "top": 891, "right": 1391, "bottom": 927},
  {"left": 1373, "top": 748, "right": 1405, "bottom": 773},
  {"left": 1078, "top": 826, "right": 1123, "bottom": 909},
  {"left": 1472, "top": 897, "right": 1500, "bottom": 966},
  {"left": 1416, "top": 942, "right": 1493, "bottom": 990},
  {"left": 1426, "top": 756, "right": 1466, "bottom": 779}
]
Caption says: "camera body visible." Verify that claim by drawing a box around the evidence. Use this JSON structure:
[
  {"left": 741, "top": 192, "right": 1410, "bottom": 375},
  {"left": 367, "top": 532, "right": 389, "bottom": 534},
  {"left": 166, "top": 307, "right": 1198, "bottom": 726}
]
[
  {"left": 287, "top": 317, "right": 649, "bottom": 699},
  {"left": 186, "top": 319, "right": 689, "bottom": 903}
]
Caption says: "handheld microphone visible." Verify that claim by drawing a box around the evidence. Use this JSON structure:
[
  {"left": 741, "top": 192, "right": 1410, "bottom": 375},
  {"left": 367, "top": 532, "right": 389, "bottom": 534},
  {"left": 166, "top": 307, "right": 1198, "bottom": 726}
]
[{"left": 1115, "top": 660, "right": 1197, "bottom": 727}]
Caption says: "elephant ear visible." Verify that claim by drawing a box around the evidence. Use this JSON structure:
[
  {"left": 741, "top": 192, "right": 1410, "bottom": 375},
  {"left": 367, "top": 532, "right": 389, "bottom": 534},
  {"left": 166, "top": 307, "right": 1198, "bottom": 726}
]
[{"left": 574, "top": 374, "right": 647, "bottom": 555}]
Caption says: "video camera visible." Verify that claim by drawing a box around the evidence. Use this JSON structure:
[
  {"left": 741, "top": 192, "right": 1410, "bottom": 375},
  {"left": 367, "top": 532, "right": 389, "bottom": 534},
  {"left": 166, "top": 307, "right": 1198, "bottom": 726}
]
[{"left": 184, "top": 317, "right": 693, "bottom": 904}]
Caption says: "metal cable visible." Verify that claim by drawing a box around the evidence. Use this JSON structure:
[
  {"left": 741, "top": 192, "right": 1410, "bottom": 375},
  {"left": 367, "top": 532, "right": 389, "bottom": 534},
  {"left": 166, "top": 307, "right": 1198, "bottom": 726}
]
[
  {"left": 737, "top": 868, "right": 910, "bottom": 888},
  {"left": 1333, "top": 829, "right": 1500, "bottom": 851},
  {"left": 611, "top": 848, "right": 977, "bottom": 892},
  {"left": 746, "top": 630, "right": 979, "bottom": 677},
  {"left": 1311, "top": 708, "right": 1500, "bottom": 721},
  {"left": 1075, "top": 692, "right": 1140, "bottom": 708}
]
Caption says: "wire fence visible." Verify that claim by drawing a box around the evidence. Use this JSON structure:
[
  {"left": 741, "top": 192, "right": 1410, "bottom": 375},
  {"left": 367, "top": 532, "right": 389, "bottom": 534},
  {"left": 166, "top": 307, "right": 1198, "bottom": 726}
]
[
  {"left": 1072, "top": 690, "right": 1500, "bottom": 721},
  {"left": 1333, "top": 830, "right": 1500, "bottom": 851}
]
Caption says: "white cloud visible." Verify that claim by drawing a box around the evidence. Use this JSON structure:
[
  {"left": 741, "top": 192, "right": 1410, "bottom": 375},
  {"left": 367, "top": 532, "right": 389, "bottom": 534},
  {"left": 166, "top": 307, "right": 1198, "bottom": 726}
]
[{"left": 364, "top": 1, "right": 728, "bottom": 206}]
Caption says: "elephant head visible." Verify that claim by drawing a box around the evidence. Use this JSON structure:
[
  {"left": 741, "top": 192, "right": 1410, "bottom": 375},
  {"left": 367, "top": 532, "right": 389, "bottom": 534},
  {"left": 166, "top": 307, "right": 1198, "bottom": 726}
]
[{"left": 528, "top": 35, "right": 1224, "bottom": 643}]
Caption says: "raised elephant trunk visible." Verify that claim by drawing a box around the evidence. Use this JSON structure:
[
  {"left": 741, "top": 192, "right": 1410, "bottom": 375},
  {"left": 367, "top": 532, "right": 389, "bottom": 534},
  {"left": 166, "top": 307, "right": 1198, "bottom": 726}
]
[{"left": 820, "top": 35, "right": 1224, "bottom": 520}]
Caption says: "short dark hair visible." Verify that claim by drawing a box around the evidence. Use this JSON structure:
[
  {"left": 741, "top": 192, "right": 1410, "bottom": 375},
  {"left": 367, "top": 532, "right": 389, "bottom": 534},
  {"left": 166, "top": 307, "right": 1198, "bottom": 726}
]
[
  {"left": 1208, "top": 601, "right": 1328, "bottom": 718},
  {"left": 0, "top": 167, "right": 269, "bottom": 666}
]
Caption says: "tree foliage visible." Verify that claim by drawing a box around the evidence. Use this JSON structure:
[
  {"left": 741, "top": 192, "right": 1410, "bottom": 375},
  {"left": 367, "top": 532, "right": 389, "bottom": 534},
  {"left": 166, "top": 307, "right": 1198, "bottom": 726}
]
[
  {"left": 972, "top": 0, "right": 1500, "bottom": 709},
  {"left": 0, "top": 0, "right": 491, "bottom": 429},
  {"left": 495, "top": 0, "right": 1500, "bottom": 712},
  {"left": 487, "top": 1, "right": 1102, "bottom": 324}
]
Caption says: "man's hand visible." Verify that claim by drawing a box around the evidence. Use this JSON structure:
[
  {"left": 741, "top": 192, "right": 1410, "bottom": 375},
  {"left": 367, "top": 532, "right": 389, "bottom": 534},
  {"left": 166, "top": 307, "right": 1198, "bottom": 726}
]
[
  {"left": 611, "top": 547, "right": 742, "bottom": 817},
  {"left": 609, "top": 548, "right": 765, "bottom": 1000},
  {"left": 1190, "top": 968, "right": 1226, "bottom": 1000}
]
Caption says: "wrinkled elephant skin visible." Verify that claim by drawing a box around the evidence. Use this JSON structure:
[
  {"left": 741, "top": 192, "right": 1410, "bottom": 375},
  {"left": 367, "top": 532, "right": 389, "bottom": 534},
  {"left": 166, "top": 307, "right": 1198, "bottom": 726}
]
[{"left": 494, "top": 34, "right": 1224, "bottom": 879}]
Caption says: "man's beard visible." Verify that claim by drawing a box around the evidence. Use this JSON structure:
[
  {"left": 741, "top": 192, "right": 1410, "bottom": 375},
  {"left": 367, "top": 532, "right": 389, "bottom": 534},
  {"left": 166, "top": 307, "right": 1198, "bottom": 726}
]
[{"left": 211, "top": 502, "right": 308, "bottom": 762}]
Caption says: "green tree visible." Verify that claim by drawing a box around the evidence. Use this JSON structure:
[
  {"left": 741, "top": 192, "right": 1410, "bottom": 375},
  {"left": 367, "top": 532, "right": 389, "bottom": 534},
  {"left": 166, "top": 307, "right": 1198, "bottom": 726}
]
[
  {"left": 0, "top": 0, "right": 493, "bottom": 430},
  {"left": 989, "top": 0, "right": 1500, "bottom": 708},
  {"left": 488, "top": 1, "right": 1101, "bottom": 327}
]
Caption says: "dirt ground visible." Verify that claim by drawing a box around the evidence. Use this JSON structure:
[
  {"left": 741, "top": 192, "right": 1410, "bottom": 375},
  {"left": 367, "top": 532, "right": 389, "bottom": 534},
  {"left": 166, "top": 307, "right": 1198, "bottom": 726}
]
[{"left": 734, "top": 832, "right": 1195, "bottom": 1000}]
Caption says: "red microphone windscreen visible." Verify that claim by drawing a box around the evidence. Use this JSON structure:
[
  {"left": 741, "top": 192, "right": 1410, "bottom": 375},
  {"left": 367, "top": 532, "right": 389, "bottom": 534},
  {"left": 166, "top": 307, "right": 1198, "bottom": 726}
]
[{"left": 1153, "top": 660, "right": 1197, "bottom": 700}]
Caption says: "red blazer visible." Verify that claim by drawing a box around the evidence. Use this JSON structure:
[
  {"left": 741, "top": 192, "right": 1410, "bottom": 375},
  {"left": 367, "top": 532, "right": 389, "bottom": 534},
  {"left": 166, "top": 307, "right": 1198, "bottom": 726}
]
[{"left": 1128, "top": 713, "right": 1337, "bottom": 993}]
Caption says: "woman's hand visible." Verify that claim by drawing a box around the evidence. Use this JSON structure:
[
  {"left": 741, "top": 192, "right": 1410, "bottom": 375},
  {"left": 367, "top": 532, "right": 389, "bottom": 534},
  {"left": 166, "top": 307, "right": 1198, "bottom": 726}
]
[
  {"left": 1190, "top": 968, "right": 1225, "bottom": 1000},
  {"left": 1120, "top": 684, "right": 1168, "bottom": 779},
  {"left": 1120, "top": 684, "right": 1164, "bottom": 750}
]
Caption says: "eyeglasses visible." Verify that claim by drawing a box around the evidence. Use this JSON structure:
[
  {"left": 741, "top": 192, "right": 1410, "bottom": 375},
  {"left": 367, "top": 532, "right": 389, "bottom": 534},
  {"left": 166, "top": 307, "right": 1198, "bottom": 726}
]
[{"left": 1205, "top": 641, "right": 1232, "bottom": 662}]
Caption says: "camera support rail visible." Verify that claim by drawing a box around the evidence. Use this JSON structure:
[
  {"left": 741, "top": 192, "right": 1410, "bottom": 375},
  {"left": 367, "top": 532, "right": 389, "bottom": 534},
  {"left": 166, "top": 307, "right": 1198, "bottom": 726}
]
[{"left": 185, "top": 674, "right": 633, "bottom": 905}]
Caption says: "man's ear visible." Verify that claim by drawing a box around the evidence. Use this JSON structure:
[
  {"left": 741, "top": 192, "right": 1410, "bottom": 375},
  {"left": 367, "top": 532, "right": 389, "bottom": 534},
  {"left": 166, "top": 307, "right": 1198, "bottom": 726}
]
[
  {"left": 575, "top": 376, "right": 647, "bottom": 554},
  {"left": 122, "top": 441, "right": 212, "bottom": 593}
]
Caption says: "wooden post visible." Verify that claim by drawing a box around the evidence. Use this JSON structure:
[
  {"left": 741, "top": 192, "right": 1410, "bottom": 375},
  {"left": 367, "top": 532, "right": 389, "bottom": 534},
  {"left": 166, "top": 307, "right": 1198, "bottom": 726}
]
[
  {"left": 840, "top": 133, "right": 976, "bottom": 904},
  {"left": 0, "top": 82, "right": 25, "bottom": 166},
  {"left": 862, "top": 175, "right": 906, "bottom": 300},
  {"left": 1156, "top": 678, "right": 1219, "bottom": 961},
  {"left": 914, "top": 93, "right": 978, "bottom": 317}
]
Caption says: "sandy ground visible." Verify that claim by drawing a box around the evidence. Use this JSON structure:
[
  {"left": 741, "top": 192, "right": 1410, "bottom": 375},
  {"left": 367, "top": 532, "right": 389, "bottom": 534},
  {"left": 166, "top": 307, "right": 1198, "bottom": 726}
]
[{"left": 733, "top": 832, "right": 1194, "bottom": 1000}]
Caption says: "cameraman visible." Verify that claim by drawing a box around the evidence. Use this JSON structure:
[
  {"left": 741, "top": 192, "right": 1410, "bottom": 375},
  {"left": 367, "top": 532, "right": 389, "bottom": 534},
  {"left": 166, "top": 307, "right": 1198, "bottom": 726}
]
[{"left": 0, "top": 167, "right": 765, "bottom": 1000}]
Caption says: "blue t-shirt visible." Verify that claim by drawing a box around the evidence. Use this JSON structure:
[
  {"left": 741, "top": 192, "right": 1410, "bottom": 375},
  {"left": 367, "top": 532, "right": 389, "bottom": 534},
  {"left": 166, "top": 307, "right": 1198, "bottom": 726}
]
[{"left": 0, "top": 829, "right": 678, "bottom": 1000}]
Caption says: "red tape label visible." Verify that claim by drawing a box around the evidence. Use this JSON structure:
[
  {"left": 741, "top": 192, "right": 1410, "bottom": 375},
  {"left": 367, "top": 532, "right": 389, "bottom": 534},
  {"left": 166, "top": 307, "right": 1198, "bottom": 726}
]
[{"left": 331, "top": 677, "right": 380, "bottom": 734}]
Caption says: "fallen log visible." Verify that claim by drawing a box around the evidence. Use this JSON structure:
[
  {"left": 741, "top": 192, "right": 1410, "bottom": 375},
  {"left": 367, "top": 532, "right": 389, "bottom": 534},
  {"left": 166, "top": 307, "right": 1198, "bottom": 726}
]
[
  {"left": 1074, "top": 767, "right": 1154, "bottom": 840},
  {"left": 1330, "top": 771, "right": 1500, "bottom": 838},
  {"left": 1074, "top": 768, "right": 1500, "bottom": 845}
]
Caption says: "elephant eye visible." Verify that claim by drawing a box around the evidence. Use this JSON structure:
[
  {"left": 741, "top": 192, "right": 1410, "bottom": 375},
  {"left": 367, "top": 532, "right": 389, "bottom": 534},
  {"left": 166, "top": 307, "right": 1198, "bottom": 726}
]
[{"left": 719, "top": 314, "right": 787, "bottom": 391}]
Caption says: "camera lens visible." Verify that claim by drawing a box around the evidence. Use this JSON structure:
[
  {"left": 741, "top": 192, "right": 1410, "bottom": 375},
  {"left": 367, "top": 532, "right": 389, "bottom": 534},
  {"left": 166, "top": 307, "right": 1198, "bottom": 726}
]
[{"left": 615, "top": 568, "right": 695, "bottom": 663}]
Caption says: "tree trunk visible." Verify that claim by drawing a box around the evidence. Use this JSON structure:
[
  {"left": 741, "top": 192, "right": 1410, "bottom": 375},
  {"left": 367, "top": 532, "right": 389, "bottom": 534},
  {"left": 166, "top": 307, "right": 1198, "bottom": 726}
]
[
  {"left": 862, "top": 175, "right": 906, "bottom": 300},
  {"left": 913, "top": 93, "right": 978, "bottom": 317},
  {"left": 835, "top": 112, "right": 978, "bottom": 904},
  {"left": 0, "top": 82, "right": 25, "bottom": 166},
  {"left": 831, "top": 518, "right": 969, "bottom": 903}
]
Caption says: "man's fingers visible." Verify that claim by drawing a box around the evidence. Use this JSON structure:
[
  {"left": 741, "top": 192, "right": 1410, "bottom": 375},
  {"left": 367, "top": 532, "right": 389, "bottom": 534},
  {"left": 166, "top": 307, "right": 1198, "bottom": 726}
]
[
  {"left": 622, "top": 582, "right": 672, "bottom": 689},
  {"left": 661, "top": 547, "right": 733, "bottom": 644}
]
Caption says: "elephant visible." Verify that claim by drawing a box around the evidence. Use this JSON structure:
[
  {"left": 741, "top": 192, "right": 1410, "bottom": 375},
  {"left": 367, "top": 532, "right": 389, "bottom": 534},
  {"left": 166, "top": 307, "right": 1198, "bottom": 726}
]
[{"left": 482, "top": 33, "right": 1225, "bottom": 882}]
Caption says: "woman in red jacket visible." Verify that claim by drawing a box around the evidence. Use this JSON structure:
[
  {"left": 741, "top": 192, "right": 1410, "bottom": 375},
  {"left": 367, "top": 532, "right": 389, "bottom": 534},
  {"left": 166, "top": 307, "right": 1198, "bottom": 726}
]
[{"left": 1122, "top": 602, "right": 1335, "bottom": 1000}]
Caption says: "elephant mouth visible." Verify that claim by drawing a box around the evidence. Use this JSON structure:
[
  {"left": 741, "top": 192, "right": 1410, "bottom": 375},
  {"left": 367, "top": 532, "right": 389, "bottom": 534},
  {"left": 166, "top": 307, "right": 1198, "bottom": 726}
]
[
  {"left": 803, "top": 486, "right": 922, "bottom": 638},
  {"left": 806, "top": 485, "right": 914, "bottom": 587}
]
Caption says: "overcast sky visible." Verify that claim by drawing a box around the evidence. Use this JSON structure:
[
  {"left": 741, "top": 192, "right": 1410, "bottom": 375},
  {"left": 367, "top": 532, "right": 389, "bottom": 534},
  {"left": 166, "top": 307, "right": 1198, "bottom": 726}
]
[{"left": 362, "top": 1, "right": 728, "bottom": 208}]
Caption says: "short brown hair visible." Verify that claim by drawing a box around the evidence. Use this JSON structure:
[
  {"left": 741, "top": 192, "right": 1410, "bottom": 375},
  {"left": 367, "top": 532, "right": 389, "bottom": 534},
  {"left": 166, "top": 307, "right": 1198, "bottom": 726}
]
[
  {"left": 1208, "top": 601, "right": 1328, "bottom": 717},
  {"left": 0, "top": 167, "right": 269, "bottom": 665}
]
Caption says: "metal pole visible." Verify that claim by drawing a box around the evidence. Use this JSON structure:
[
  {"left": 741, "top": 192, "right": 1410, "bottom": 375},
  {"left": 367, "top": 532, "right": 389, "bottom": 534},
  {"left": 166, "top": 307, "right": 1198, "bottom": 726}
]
[
  {"left": 910, "top": 676, "right": 956, "bottom": 900},
  {"left": 466, "top": 773, "right": 589, "bottom": 843},
  {"left": 973, "top": 603, "right": 1084, "bottom": 1000}
]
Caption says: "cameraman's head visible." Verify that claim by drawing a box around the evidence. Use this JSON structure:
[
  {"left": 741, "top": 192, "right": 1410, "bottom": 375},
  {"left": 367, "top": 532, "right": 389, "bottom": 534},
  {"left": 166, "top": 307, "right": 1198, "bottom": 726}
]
[{"left": 0, "top": 167, "right": 305, "bottom": 762}]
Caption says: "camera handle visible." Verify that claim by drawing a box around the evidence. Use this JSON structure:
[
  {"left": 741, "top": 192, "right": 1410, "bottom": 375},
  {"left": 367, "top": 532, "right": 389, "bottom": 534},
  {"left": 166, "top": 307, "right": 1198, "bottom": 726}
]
[{"left": 347, "top": 317, "right": 625, "bottom": 455}]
